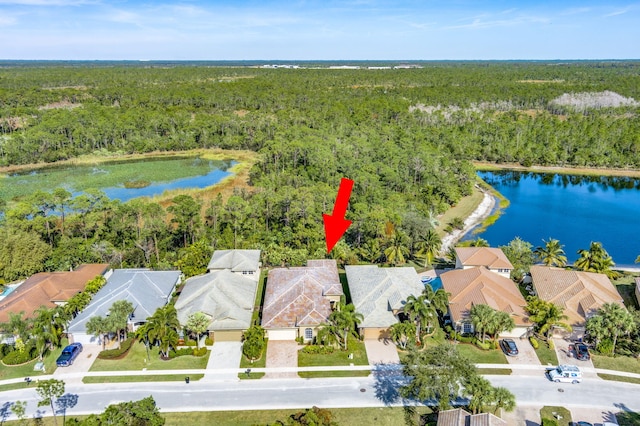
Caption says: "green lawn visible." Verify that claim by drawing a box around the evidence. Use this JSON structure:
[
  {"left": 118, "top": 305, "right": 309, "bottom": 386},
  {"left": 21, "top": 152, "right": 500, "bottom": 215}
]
[
  {"left": 90, "top": 341, "right": 210, "bottom": 371},
  {"left": 592, "top": 354, "right": 640, "bottom": 374},
  {"left": 454, "top": 342, "right": 508, "bottom": 364},
  {"left": 251, "top": 270, "right": 268, "bottom": 325},
  {"left": 0, "top": 339, "right": 66, "bottom": 381},
  {"left": 540, "top": 406, "right": 572, "bottom": 426},
  {"left": 298, "top": 337, "right": 368, "bottom": 369},
  {"left": 535, "top": 343, "right": 559, "bottom": 366},
  {"left": 298, "top": 370, "right": 371, "bottom": 378},
  {"left": 83, "top": 374, "right": 204, "bottom": 383},
  {"left": 238, "top": 352, "right": 266, "bottom": 379},
  {"left": 476, "top": 368, "right": 513, "bottom": 375},
  {"left": 598, "top": 373, "right": 640, "bottom": 385},
  {"left": 435, "top": 186, "right": 485, "bottom": 238}
]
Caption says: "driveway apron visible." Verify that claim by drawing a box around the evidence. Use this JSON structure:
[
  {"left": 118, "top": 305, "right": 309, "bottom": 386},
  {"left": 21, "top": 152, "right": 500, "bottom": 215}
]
[
  {"left": 503, "top": 337, "right": 542, "bottom": 376},
  {"left": 553, "top": 337, "right": 598, "bottom": 379},
  {"left": 265, "top": 340, "right": 299, "bottom": 379},
  {"left": 53, "top": 344, "right": 102, "bottom": 384},
  {"left": 203, "top": 341, "right": 242, "bottom": 381},
  {"left": 364, "top": 339, "right": 400, "bottom": 365}
]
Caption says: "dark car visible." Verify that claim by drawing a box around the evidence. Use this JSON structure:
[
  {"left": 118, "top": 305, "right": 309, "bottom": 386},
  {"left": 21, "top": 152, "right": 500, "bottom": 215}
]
[
  {"left": 500, "top": 338, "right": 519, "bottom": 356},
  {"left": 575, "top": 343, "right": 590, "bottom": 361},
  {"left": 56, "top": 343, "right": 83, "bottom": 367}
]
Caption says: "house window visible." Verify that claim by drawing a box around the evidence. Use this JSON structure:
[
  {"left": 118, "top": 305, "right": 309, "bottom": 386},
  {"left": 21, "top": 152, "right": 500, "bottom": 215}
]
[
  {"left": 463, "top": 322, "right": 473, "bottom": 335},
  {"left": 304, "top": 328, "right": 313, "bottom": 340},
  {"left": 242, "top": 271, "right": 254, "bottom": 275}
]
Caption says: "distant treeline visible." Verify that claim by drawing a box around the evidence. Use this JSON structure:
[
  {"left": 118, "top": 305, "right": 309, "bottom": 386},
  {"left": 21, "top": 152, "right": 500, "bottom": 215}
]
[{"left": 0, "top": 62, "right": 639, "bottom": 279}]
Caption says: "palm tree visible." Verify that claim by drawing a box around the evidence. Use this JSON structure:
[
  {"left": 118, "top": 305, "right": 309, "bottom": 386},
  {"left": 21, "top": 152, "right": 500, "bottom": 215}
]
[
  {"left": 389, "top": 322, "right": 415, "bottom": 349},
  {"left": 595, "top": 303, "right": 635, "bottom": 355},
  {"left": 415, "top": 229, "right": 442, "bottom": 268},
  {"left": 534, "top": 238, "right": 567, "bottom": 267},
  {"left": 575, "top": 241, "right": 617, "bottom": 278},
  {"left": 384, "top": 231, "right": 409, "bottom": 266},
  {"left": 316, "top": 324, "right": 340, "bottom": 348},
  {"left": 491, "top": 386, "right": 516, "bottom": 415},
  {"left": 422, "top": 283, "right": 449, "bottom": 317},
  {"left": 525, "top": 296, "right": 572, "bottom": 339},
  {"left": 465, "top": 375, "right": 493, "bottom": 414},
  {"left": 5, "top": 311, "right": 31, "bottom": 343},
  {"left": 108, "top": 300, "right": 134, "bottom": 345},
  {"left": 356, "top": 239, "right": 382, "bottom": 263},
  {"left": 86, "top": 316, "right": 110, "bottom": 350},
  {"left": 469, "top": 238, "right": 489, "bottom": 247},
  {"left": 185, "top": 311, "right": 210, "bottom": 348},
  {"left": 469, "top": 304, "right": 495, "bottom": 343},
  {"left": 486, "top": 311, "right": 516, "bottom": 341},
  {"left": 328, "top": 303, "right": 363, "bottom": 351},
  {"left": 146, "top": 305, "right": 181, "bottom": 358},
  {"left": 403, "top": 294, "right": 435, "bottom": 341}
]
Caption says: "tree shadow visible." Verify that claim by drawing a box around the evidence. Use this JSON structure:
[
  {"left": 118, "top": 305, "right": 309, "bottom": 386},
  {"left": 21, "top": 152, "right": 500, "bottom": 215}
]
[
  {"left": 0, "top": 402, "right": 11, "bottom": 425},
  {"left": 56, "top": 393, "right": 79, "bottom": 424},
  {"left": 372, "top": 362, "right": 407, "bottom": 406}
]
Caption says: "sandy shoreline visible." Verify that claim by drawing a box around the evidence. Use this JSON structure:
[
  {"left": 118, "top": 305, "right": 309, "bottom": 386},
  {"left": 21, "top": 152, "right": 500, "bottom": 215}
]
[{"left": 440, "top": 190, "right": 496, "bottom": 254}]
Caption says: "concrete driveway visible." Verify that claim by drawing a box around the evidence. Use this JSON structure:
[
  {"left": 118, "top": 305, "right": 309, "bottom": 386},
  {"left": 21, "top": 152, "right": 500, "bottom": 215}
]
[
  {"left": 364, "top": 339, "right": 399, "bottom": 365},
  {"left": 553, "top": 338, "right": 598, "bottom": 379},
  {"left": 501, "top": 337, "right": 541, "bottom": 376},
  {"left": 501, "top": 406, "right": 541, "bottom": 425},
  {"left": 203, "top": 341, "right": 242, "bottom": 381},
  {"left": 570, "top": 407, "right": 619, "bottom": 425},
  {"left": 53, "top": 343, "right": 101, "bottom": 383},
  {"left": 265, "top": 340, "right": 299, "bottom": 378}
]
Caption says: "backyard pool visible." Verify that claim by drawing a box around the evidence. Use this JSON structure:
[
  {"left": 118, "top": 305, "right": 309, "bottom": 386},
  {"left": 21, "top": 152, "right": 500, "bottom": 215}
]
[{"left": 421, "top": 276, "right": 443, "bottom": 291}]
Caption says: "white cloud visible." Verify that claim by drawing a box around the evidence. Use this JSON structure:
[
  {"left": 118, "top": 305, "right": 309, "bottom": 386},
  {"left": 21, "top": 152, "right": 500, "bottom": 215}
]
[
  {"left": 0, "top": 0, "right": 94, "bottom": 5},
  {"left": 604, "top": 8, "right": 631, "bottom": 17}
]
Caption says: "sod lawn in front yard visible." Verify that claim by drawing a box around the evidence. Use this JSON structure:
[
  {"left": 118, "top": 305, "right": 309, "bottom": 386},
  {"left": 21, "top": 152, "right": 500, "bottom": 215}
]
[
  {"left": 298, "top": 337, "right": 369, "bottom": 378},
  {"left": 454, "top": 342, "right": 508, "bottom": 364},
  {"left": 89, "top": 341, "right": 210, "bottom": 371},
  {"left": 0, "top": 338, "right": 67, "bottom": 381},
  {"left": 238, "top": 352, "right": 266, "bottom": 379},
  {"left": 82, "top": 374, "right": 204, "bottom": 383},
  {"left": 592, "top": 353, "right": 640, "bottom": 375},
  {"left": 534, "top": 343, "right": 559, "bottom": 366}
]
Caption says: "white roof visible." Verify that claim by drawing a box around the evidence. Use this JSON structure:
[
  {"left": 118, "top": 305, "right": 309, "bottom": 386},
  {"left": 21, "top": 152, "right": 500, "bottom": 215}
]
[
  {"left": 207, "top": 250, "right": 261, "bottom": 272},
  {"left": 345, "top": 265, "right": 424, "bottom": 328},
  {"left": 175, "top": 269, "right": 257, "bottom": 331}
]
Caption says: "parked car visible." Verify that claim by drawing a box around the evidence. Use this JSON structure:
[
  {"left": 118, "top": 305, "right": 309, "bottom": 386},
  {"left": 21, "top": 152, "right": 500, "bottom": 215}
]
[
  {"left": 572, "top": 422, "right": 593, "bottom": 426},
  {"left": 574, "top": 343, "right": 590, "bottom": 361},
  {"left": 546, "top": 364, "right": 582, "bottom": 383},
  {"left": 56, "top": 343, "right": 83, "bottom": 367},
  {"left": 500, "top": 338, "right": 519, "bottom": 356}
]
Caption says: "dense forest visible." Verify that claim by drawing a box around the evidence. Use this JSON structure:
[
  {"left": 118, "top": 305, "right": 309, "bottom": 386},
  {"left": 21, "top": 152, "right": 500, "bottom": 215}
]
[{"left": 0, "top": 62, "right": 639, "bottom": 281}]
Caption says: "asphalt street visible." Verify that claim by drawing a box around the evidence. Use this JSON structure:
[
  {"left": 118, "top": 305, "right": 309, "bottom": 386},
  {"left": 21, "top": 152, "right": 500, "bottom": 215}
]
[{"left": 2, "top": 373, "right": 640, "bottom": 421}]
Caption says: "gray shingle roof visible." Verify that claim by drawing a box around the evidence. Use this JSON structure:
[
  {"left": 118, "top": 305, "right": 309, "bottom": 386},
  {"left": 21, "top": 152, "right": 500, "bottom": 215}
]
[
  {"left": 345, "top": 265, "right": 424, "bottom": 328},
  {"left": 175, "top": 269, "right": 257, "bottom": 331},
  {"left": 207, "top": 250, "right": 261, "bottom": 272},
  {"left": 68, "top": 269, "right": 181, "bottom": 333}
]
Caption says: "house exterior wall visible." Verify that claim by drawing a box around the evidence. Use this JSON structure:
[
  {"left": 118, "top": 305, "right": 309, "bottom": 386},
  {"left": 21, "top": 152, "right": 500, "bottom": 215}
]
[
  {"left": 232, "top": 269, "right": 260, "bottom": 282},
  {"left": 489, "top": 268, "right": 512, "bottom": 279}
]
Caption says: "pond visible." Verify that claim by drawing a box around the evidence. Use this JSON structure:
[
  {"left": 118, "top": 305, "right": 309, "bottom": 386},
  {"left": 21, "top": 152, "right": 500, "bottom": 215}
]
[
  {"left": 0, "top": 156, "right": 236, "bottom": 203},
  {"left": 470, "top": 170, "right": 640, "bottom": 266}
]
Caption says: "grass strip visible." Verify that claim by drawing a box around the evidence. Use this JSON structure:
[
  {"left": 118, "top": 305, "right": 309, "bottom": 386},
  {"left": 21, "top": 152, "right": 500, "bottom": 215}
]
[{"left": 82, "top": 374, "right": 204, "bottom": 384}]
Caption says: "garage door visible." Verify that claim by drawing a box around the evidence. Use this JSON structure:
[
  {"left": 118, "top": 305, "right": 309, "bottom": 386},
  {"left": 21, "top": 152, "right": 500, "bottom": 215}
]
[
  {"left": 69, "top": 333, "right": 101, "bottom": 346},
  {"left": 214, "top": 330, "right": 243, "bottom": 342},
  {"left": 267, "top": 329, "right": 297, "bottom": 341},
  {"left": 364, "top": 328, "right": 390, "bottom": 340}
]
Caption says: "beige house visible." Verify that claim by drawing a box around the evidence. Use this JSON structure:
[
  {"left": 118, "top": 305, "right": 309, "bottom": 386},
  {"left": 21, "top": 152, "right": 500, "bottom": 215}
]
[
  {"left": 440, "top": 266, "right": 529, "bottom": 337},
  {"left": 261, "top": 260, "right": 343, "bottom": 341},
  {"left": 455, "top": 247, "right": 513, "bottom": 278},
  {"left": 437, "top": 408, "right": 506, "bottom": 426},
  {"left": 530, "top": 265, "right": 624, "bottom": 329},
  {"left": 175, "top": 269, "right": 258, "bottom": 342},
  {"left": 207, "top": 249, "right": 261, "bottom": 281},
  {"left": 345, "top": 265, "right": 424, "bottom": 340}
]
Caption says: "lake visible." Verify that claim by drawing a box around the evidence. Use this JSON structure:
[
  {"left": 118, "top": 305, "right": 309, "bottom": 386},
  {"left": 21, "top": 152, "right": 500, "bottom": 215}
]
[
  {"left": 470, "top": 171, "right": 640, "bottom": 266},
  {"left": 0, "top": 156, "right": 236, "bottom": 203}
]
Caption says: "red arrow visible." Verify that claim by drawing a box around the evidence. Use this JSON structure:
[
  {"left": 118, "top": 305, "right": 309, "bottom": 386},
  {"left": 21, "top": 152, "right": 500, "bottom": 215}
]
[{"left": 323, "top": 177, "right": 354, "bottom": 253}]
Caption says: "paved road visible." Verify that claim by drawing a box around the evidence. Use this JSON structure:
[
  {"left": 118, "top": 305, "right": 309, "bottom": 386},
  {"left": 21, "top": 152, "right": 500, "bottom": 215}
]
[{"left": 2, "top": 372, "right": 640, "bottom": 422}]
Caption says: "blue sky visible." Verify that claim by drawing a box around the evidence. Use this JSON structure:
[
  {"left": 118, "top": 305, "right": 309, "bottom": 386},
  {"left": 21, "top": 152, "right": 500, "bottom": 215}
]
[{"left": 0, "top": 1, "right": 638, "bottom": 60}]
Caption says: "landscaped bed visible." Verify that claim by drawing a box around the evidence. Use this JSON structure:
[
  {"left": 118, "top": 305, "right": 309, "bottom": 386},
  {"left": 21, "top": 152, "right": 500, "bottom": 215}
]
[
  {"left": 90, "top": 341, "right": 210, "bottom": 371},
  {"left": 0, "top": 339, "right": 67, "bottom": 381},
  {"left": 297, "top": 337, "right": 369, "bottom": 378}
]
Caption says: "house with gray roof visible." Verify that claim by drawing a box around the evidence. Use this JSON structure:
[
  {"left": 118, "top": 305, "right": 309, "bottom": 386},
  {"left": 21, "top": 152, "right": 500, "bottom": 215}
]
[
  {"left": 175, "top": 269, "right": 258, "bottom": 342},
  {"left": 207, "top": 249, "right": 261, "bottom": 281},
  {"left": 345, "top": 265, "right": 424, "bottom": 340},
  {"left": 68, "top": 269, "right": 181, "bottom": 346}
]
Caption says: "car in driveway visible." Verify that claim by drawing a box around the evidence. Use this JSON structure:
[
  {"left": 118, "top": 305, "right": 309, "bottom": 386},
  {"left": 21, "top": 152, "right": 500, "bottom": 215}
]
[
  {"left": 500, "top": 338, "right": 519, "bottom": 356},
  {"left": 574, "top": 343, "right": 590, "bottom": 361},
  {"left": 56, "top": 343, "right": 83, "bottom": 367}
]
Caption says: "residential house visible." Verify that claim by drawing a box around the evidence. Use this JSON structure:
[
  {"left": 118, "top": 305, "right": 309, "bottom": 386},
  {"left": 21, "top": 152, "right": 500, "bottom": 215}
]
[
  {"left": 67, "top": 269, "right": 181, "bottom": 346},
  {"left": 437, "top": 408, "right": 506, "bottom": 426},
  {"left": 207, "top": 249, "right": 261, "bottom": 281},
  {"left": 0, "top": 264, "right": 110, "bottom": 323},
  {"left": 530, "top": 265, "right": 624, "bottom": 334},
  {"left": 455, "top": 247, "right": 513, "bottom": 278},
  {"left": 440, "top": 267, "right": 529, "bottom": 337},
  {"left": 261, "top": 260, "right": 343, "bottom": 341},
  {"left": 345, "top": 265, "right": 424, "bottom": 340},
  {"left": 175, "top": 269, "right": 258, "bottom": 342}
]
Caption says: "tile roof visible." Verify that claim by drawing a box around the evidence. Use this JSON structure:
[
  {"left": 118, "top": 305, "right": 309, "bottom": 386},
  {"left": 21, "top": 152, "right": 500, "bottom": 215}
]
[
  {"left": 440, "top": 267, "right": 529, "bottom": 326},
  {"left": 0, "top": 264, "right": 109, "bottom": 323},
  {"left": 345, "top": 265, "right": 425, "bottom": 328},
  {"left": 437, "top": 408, "right": 507, "bottom": 426},
  {"left": 68, "top": 269, "right": 180, "bottom": 334},
  {"left": 530, "top": 265, "right": 624, "bottom": 325},
  {"left": 262, "top": 260, "right": 342, "bottom": 328},
  {"left": 455, "top": 247, "right": 513, "bottom": 270},
  {"left": 175, "top": 269, "right": 257, "bottom": 331},
  {"left": 207, "top": 249, "right": 261, "bottom": 272}
]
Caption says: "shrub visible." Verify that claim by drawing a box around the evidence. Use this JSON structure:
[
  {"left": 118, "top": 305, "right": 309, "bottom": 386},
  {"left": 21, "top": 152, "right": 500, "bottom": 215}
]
[
  {"left": 474, "top": 339, "right": 491, "bottom": 350},
  {"left": 98, "top": 338, "right": 134, "bottom": 360},
  {"left": 0, "top": 343, "right": 15, "bottom": 359},
  {"left": 301, "top": 345, "right": 335, "bottom": 355},
  {"left": 2, "top": 350, "right": 36, "bottom": 365},
  {"left": 192, "top": 347, "right": 207, "bottom": 357},
  {"left": 168, "top": 348, "right": 193, "bottom": 359},
  {"left": 541, "top": 419, "right": 558, "bottom": 426},
  {"left": 547, "top": 339, "right": 555, "bottom": 350},
  {"left": 529, "top": 336, "right": 539, "bottom": 349},
  {"left": 489, "top": 340, "right": 498, "bottom": 350},
  {"left": 205, "top": 337, "right": 213, "bottom": 346},
  {"left": 596, "top": 339, "right": 614, "bottom": 356},
  {"left": 184, "top": 340, "right": 197, "bottom": 347}
]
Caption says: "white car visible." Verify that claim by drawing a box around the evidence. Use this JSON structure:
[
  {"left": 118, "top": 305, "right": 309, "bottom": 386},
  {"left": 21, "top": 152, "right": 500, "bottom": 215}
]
[{"left": 547, "top": 364, "right": 582, "bottom": 383}]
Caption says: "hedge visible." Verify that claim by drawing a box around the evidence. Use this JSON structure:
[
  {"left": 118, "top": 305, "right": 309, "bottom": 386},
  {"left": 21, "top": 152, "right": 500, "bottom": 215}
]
[
  {"left": 192, "top": 347, "right": 207, "bottom": 357},
  {"left": 547, "top": 339, "right": 555, "bottom": 350},
  {"left": 2, "top": 350, "right": 37, "bottom": 365},
  {"left": 529, "top": 336, "right": 539, "bottom": 349},
  {"left": 301, "top": 345, "right": 335, "bottom": 355},
  {"left": 205, "top": 338, "right": 213, "bottom": 346},
  {"left": 98, "top": 338, "right": 135, "bottom": 360},
  {"left": 0, "top": 343, "right": 15, "bottom": 359},
  {"left": 474, "top": 339, "right": 491, "bottom": 350}
]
